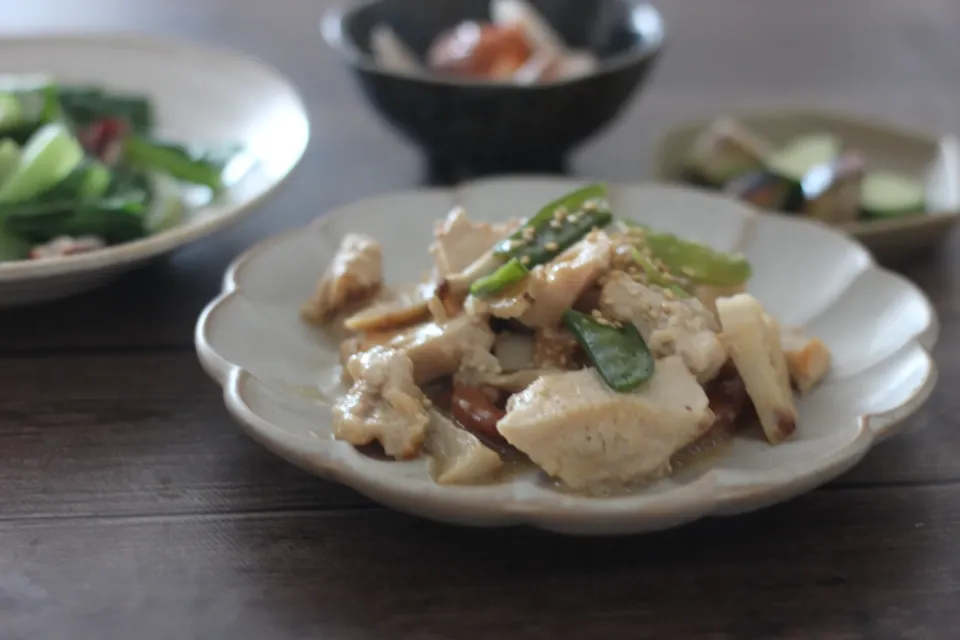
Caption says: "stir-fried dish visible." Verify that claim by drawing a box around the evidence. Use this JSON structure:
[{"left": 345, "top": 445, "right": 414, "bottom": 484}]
[
  {"left": 0, "top": 75, "right": 246, "bottom": 262},
  {"left": 371, "top": 0, "right": 597, "bottom": 85},
  {"left": 301, "top": 184, "right": 832, "bottom": 492}
]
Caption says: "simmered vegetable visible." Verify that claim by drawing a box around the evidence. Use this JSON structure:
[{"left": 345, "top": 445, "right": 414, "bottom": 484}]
[
  {"left": 686, "top": 117, "right": 772, "bottom": 186},
  {"left": 767, "top": 134, "right": 841, "bottom": 184},
  {"left": 801, "top": 153, "right": 865, "bottom": 223},
  {"left": 860, "top": 170, "right": 926, "bottom": 219},
  {"left": 373, "top": 0, "right": 597, "bottom": 85},
  {"left": 427, "top": 21, "right": 533, "bottom": 79},
  {"left": 494, "top": 182, "right": 613, "bottom": 267},
  {"left": 725, "top": 170, "right": 799, "bottom": 212},
  {"left": 562, "top": 308, "right": 655, "bottom": 392},
  {"left": 679, "top": 119, "right": 930, "bottom": 227}
]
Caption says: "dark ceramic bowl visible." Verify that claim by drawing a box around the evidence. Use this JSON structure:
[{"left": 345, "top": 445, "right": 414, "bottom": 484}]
[{"left": 321, "top": 0, "right": 665, "bottom": 183}]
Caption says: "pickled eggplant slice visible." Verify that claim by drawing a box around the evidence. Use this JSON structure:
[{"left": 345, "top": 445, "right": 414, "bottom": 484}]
[
  {"left": 725, "top": 171, "right": 799, "bottom": 212},
  {"left": 860, "top": 170, "right": 926, "bottom": 219},
  {"left": 767, "top": 134, "right": 841, "bottom": 183},
  {"left": 801, "top": 153, "right": 866, "bottom": 224},
  {"left": 685, "top": 118, "right": 773, "bottom": 187}
]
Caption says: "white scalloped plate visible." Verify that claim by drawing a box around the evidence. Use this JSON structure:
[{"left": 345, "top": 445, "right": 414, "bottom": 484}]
[
  {"left": 195, "top": 177, "right": 939, "bottom": 536},
  {"left": 0, "top": 32, "right": 310, "bottom": 306}
]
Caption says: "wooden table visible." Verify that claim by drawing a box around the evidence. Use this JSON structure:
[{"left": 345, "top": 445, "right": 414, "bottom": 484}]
[{"left": 2, "top": 1, "right": 959, "bottom": 638}]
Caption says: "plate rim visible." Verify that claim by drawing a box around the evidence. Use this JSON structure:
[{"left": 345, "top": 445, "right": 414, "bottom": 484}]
[
  {"left": 194, "top": 176, "right": 941, "bottom": 534},
  {"left": 0, "top": 30, "right": 311, "bottom": 281}
]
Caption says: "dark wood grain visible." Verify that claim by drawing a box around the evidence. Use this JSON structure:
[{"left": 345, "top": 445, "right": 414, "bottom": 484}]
[
  {"left": 2, "top": 0, "right": 960, "bottom": 638},
  {"left": 3, "top": 485, "right": 959, "bottom": 640}
]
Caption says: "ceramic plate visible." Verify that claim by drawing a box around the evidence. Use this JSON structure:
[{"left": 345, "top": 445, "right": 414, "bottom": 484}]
[
  {"left": 0, "top": 32, "right": 310, "bottom": 306},
  {"left": 195, "top": 177, "right": 939, "bottom": 536},
  {"left": 653, "top": 109, "right": 960, "bottom": 262}
]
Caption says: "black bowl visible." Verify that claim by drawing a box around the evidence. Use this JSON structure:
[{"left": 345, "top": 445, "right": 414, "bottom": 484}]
[{"left": 321, "top": 0, "right": 665, "bottom": 183}]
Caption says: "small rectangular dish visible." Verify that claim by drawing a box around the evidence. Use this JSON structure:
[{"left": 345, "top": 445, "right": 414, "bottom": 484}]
[{"left": 652, "top": 109, "right": 960, "bottom": 261}]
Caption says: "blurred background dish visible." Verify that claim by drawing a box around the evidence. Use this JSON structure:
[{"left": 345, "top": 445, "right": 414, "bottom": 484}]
[
  {"left": 653, "top": 108, "right": 960, "bottom": 262},
  {"left": 321, "top": 0, "right": 664, "bottom": 183},
  {"left": 0, "top": 32, "right": 309, "bottom": 307}
]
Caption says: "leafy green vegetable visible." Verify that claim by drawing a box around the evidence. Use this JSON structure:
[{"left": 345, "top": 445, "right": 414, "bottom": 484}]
[
  {"left": 144, "top": 173, "right": 186, "bottom": 234},
  {"left": 0, "top": 81, "right": 66, "bottom": 144},
  {"left": 0, "top": 139, "right": 21, "bottom": 186},
  {"left": 0, "top": 224, "right": 30, "bottom": 260},
  {"left": 0, "top": 122, "right": 85, "bottom": 203},
  {"left": 56, "top": 85, "right": 153, "bottom": 134},
  {"left": 0, "top": 76, "right": 242, "bottom": 261},
  {"left": 562, "top": 309, "right": 655, "bottom": 392},
  {"left": 0, "top": 162, "right": 149, "bottom": 243},
  {"left": 123, "top": 136, "right": 236, "bottom": 192},
  {"left": 2, "top": 192, "right": 148, "bottom": 244}
]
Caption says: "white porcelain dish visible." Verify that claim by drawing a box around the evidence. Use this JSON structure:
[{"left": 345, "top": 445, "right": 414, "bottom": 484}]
[
  {"left": 0, "top": 32, "right": 310, "bottom": 307},
  {"left": 195, "top": 177, "right": 939, "bottom": 536}
]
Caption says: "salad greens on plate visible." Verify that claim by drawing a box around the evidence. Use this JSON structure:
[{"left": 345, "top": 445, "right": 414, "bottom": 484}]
[{"left": 0, "top": 75, "right": 244, "bottom": 262}]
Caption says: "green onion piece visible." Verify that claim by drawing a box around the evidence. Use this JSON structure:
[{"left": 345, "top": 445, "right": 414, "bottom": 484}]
[
  {"left": 469, "top": 258, "right": 529, "bottom": 298},
  {"left": 562, "top": 309, "right": 655, "bottom": 392},
  {"left": 494, "top": 183, "right": 613, "bottom": 267}
]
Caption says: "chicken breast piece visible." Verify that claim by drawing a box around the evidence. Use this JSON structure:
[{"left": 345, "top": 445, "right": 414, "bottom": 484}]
[
  {"left": 424, "top": 410, "right": 504, "bottom": 485},
  {"left": 363, "top": 315, "right": 496, "bottom": 386},
  {"left": 430, "top": 206, "right": 519, "bottom": 277},
  {"left": 600, "top": 272, "right": 727, "bottom": 383},
  {"left": 519, "top": 230, "right": 613, "bottom": 329},
  {"left": 302, "top": 233, "right": 383, "bottom": 324},
  {"left": 333, "top": 348, "right": 430, "bottom": 459},
  {"left": 716, "top": 294, "right": 798, "bottom": 444},
  {"left": 497, "top": 356, "right": 715, "bottom": 491},
  {"left": 781, "top": 326, "right": 832, "bottom": 394}
]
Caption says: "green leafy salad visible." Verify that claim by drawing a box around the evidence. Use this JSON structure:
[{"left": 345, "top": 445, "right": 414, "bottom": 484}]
[{"left": 0, "top": 75, "right": 244, "bottom": 262}]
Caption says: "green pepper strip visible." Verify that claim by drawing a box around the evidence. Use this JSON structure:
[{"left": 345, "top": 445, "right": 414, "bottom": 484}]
[
  {"left": 469, "top": 258, "right": 529, "bottom": 298},
  {"left": 494, "top": 183, "right": 613, "bottom": 268},
  {"left": 622, "top": 219, "right": 751, "bottom": 287},
  {"left": 562, "top": 309, "right": 655, "bottom": 392}
]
